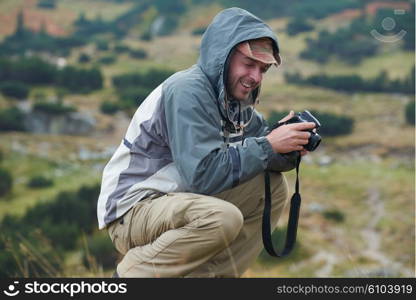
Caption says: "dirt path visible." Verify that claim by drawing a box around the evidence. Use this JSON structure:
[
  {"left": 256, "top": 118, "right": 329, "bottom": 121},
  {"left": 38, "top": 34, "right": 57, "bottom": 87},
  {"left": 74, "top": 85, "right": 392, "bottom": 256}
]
[
  {"left": 292, "top": 187, "right": 413, "bottom": 277},
  {"left": 359, "top": 187, "right": 413, "bottom": 276}
]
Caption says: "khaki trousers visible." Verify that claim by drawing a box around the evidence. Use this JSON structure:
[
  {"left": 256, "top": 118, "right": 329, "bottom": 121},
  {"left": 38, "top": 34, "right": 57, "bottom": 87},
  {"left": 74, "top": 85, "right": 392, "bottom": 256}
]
[{"left": 108, "top": 171, "right": 288, "bottom": 277}]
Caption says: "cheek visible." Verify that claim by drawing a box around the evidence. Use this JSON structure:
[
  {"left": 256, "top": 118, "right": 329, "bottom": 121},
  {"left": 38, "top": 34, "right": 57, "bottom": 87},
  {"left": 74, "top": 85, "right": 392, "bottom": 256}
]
[{"left": 228, "top": 67, "right": 245, "bottom": 85}]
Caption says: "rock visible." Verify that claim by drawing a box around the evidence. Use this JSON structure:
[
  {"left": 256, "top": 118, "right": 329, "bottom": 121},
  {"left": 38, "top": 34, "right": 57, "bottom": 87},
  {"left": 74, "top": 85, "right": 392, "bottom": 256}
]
[
  {"left": 344, "top": 267, "right": 400, "bottom": 277},
  {"left": 78, "top": 146, "right": 116, "bottom": 161},
  {"left": 318, "top": 155, "right": 333, "bottom": 166},
  {"left": 150, "top": 16, "right": 165, "bottom": 36},
  {"left": 308, "top": 202, "right": 327, "bottom": 213},
  {"left": 24, "top": 111, "right": 95, "bottom": 136}
]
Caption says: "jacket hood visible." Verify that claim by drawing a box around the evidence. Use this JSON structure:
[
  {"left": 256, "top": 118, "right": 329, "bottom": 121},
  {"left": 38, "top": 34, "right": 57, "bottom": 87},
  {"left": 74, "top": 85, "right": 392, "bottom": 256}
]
[{"left": 197, "top": 7, "right": 280, "bottom": 128}]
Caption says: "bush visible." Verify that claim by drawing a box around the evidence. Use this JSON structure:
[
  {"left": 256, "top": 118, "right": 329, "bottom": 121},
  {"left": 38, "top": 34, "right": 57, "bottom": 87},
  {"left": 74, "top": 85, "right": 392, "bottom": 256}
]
[
  {"left": 83, "top": 232, "right": 118, "bottom": 269},
  {"left": 119, "top": 87, "right": 152, "bottom": 108},
  {"left": 191, "top": 27, "right": 207, "bottom": 36},
  {"left": 0, "top": 168, "right": 13, "bottom": 197},
  {"left": 300, "top": 21, "right": 378, "bottom": 65},
  {"left": 37, "top": 0, "right": 56, "bottom": 9},
  {"left": 95, "top": 40, "right": 109, "bottom": 51},
  {"left": 405, "top": 100, "right": 415, "bottom": 126},
  {"left": 78, "top": 53, "right": 91, "bottom": 63},
  {"left": 57, "top": 66, "right": 103, "bottom": 92},
  {"left": 267, "top": 111, "right": 289, "bottom": 127},
  {"left": 286, "top": 17, "right": 314, "bottom": 36},
  {"left": 310, "top": 110, "right": 354, "bottom": 136},
  {"left": 0, "top": 107, "right": 26, "bottom": 131},
  {"left": 0, "top": 184, "right": 100, "bottom": 276},
  {"left": 0, "top": 57, "right": 103, "bottom": 93},
  {"left": 27, "top": 175, "right": 54, "bottom": 188},
  {"left": 322, "top": 209, "right": 345, "bottom": 223},
  {"left": 140, "top": 31, "right": 152, "bottom": 41},
  {"left": 100, "top": 101, "right": 120, "bottom": 115},
  {"left": 158, "top": 16, "right": 179, "bottom": 36},
  {"left": 114, "top": 44, "right": 130, "bottom": 53},
  {"left": 0, "top": 81, "right": 30, "bottom": 100},
  {"left": 267, "top": 110, "right": 354, "bottom": 136},
  {"left": 285, "top": 69, "right": 414, "bottom": 94},
  {"left": 33, "top": 101, "right": 76, "bottom": 115},
  {"left": 129, "top": 49, "right": 147, "bottom": 60},
  {"left": 98, "top": 55, "right": 117, "bottom": 65}
]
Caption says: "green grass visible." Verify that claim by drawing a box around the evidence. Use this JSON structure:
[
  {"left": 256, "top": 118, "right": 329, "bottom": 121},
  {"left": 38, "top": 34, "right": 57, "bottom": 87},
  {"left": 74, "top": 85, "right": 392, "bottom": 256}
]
[
  {"left": 0, "top": 2, "right": 414, "bottom": 277},
  {"left": 0, "top": 152, "right": 101, "bottom": 218},
  {"left": 248, "top": 159, "right": 414, "bottom": 277},
  {"left": 58, "top": 0, "right": 134, "bottom": 22}
]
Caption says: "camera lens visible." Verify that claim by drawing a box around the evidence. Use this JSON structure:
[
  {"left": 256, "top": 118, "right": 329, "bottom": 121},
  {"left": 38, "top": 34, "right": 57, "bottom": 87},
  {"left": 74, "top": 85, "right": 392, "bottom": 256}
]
[{"left": 305, "top": 132, "right": 321, "bottom": 151}]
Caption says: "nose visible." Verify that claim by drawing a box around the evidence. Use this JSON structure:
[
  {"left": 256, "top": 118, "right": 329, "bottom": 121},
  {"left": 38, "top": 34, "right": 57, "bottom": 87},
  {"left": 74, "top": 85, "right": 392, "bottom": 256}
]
[{"left": 249, "top": 68, "right": 262, "bottom": 84}]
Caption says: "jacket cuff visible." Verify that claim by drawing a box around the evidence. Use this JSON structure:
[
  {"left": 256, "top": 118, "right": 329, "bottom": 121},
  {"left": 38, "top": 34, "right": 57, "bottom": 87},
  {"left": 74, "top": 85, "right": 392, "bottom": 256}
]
[{"left": 255, "top": 136, "right": 275, "bottom": 164}]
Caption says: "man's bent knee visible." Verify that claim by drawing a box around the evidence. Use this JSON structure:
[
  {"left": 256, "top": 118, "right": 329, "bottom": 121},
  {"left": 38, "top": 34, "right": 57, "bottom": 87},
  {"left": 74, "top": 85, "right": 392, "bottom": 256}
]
[{"left": 202, "top": 200, "right": 244, "bottom": 248}]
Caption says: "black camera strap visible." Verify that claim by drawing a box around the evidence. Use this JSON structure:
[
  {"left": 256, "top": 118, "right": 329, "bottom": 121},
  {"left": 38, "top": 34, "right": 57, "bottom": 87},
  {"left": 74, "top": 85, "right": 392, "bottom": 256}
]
[{"left": 262, "top": 155, "right": 302, "bottom": 257}]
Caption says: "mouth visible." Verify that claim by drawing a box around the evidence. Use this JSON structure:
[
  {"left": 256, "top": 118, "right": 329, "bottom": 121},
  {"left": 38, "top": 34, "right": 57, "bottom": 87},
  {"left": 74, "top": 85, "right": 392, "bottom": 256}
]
[{"left": 240, "top": 80, "right": 254, "bottom": 90}]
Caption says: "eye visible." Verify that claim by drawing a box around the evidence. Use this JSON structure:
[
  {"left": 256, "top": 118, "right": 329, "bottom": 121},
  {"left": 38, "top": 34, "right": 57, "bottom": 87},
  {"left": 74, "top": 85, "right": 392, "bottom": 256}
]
[{"left": 261, "top": 65, "right": 271, "bottom": 74}]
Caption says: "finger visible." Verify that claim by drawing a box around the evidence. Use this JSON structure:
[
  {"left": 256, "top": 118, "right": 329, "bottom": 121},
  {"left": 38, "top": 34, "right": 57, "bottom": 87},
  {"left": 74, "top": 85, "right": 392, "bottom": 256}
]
[
  {"left": 300, "top": 150, "right": 309, "bottom": 156},
  {"left": 290, "top": 122, "right": 316, "bottom": 130},
  {"left": 279, "top": 110, "right": 295, "bottom": 123},
  {"left": 295, "top": 138, "right": 309, "bottom": 145},
  {"left": 297, "top": 131, "right": 311, "bottom": 139}
]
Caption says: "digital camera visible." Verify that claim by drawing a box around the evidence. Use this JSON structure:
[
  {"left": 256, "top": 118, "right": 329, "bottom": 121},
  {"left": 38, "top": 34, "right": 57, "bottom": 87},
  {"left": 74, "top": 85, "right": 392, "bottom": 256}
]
[{"left": 272, "top": 110, "right": 322, "bottom": 151}]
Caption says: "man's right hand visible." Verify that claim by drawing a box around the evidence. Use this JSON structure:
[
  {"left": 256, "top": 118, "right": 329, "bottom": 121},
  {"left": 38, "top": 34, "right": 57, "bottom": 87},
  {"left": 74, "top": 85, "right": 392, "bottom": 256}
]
[{"left": 266, "top": 122, "right": 316, "bottom": 154}]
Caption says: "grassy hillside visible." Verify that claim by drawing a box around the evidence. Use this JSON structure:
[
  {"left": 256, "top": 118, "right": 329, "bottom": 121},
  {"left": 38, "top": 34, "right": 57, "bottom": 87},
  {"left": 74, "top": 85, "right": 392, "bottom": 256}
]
[{"left": 0, "top": 0, "right": 414, "bottom": 278}]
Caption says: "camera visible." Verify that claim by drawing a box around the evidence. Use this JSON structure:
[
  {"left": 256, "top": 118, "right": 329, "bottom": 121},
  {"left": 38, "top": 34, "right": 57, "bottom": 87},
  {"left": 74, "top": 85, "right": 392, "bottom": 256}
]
[{"left": 271, "top": 110, "right": 322, "bottom": 151}]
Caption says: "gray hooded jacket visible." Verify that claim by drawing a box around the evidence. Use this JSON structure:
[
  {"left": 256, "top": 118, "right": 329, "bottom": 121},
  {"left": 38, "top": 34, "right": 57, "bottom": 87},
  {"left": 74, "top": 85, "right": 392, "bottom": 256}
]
[{"left": 97, "top": 8, "right": 297, "bottom": 229}]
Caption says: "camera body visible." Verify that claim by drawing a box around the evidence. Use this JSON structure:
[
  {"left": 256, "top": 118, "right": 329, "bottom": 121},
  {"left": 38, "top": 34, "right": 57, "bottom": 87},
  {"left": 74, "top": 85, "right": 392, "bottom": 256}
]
[{"left": 271, "top": 110, "right": 322, "bottom": 152}]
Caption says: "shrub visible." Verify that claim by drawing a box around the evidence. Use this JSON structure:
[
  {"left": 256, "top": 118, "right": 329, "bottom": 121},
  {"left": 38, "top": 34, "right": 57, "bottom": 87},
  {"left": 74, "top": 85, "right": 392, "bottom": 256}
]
[
  {"left": 27, "top": 175, "right": 54, "bottom": 188},
  {"left": 267, "top": 111, "right": 289, "bottom": 127},
  {"left": 286, "top": 17, "right": 314, "bottom": 36},
  {"left": 78, "top": 53, "right": 91, "bottom": 63},
  {"left": 129, "top": 49, "right": 147, "bottom": 60},
  {"left": 0, "top": 81, "right": 30, "bottom": 100},
  {"left": 0, "top": 107, "right": 26, "bottom": 131},
  {"left": 140, "top": 31, "right": 152, "bottom": 41},
  {"left": 112, "top": 68, "right": 174, "bottom": 109},
  {"left": 83, "top": 232, "right": 118, "bottom": 269},
  {"left": 405, "top": 100, "right": 415, "bottom": 126},
  {"left": 98, "top": 55, "right": 117, "bottom": 65},
  {"left": 95, "top": 40, "right": 109, "bottom": 51},
  {"left": 119, "top": 87, "right": 152, "bottom": 108},
  {"left": 191, "top": 27, "right": 207, "bottom": 36},
  {"left": 100, "top": 101, "right": 120, "bottom": 115},
  {"left": 37, "top": 0, "right": 56, "bottom": 9},
  {"left": 267, "top": 110, "right": 354, "bottom": 136},
  {"left": 322, "top": 209, "right": 345, "bottom": 223},
  {"left": 310, "top": 110, "right": 354, "bottom": 136},
  {"left": 114, "top": 44, "right": 130, "bottom": 53},
  {"left": 0, "top": 168, "right": 13, "bottom": 197},
  {"left": 33, "top": 101, "right": 76, "bottom": 115}
]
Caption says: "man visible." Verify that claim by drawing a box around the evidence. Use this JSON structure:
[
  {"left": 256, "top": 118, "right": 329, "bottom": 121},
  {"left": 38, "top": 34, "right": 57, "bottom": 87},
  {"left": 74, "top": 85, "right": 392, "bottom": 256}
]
[{"left": 97, "top": 7, "right": 315, "bottom": 277}]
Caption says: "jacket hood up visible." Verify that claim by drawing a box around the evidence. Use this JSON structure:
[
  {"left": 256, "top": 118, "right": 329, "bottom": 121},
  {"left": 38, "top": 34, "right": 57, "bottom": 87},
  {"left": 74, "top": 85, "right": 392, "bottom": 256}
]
[{"left": 197, "top": 7, "right": 280, "bottom": 128}]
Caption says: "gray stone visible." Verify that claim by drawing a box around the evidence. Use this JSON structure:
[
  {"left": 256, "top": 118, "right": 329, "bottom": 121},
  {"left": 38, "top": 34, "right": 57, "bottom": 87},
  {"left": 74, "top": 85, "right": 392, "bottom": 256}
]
[{"left": 24, "top": 111, "right": 95, "bottom": 136}]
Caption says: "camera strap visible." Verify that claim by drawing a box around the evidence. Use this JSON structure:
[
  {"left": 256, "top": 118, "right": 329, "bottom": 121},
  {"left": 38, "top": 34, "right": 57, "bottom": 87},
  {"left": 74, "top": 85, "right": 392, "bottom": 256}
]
[{"left": 262, "top": 155, "right": 302, "bottom": 257}]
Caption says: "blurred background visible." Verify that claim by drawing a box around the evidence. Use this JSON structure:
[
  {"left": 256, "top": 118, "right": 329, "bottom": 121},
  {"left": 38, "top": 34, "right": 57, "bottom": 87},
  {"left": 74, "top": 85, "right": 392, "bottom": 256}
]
[{"left": 0, "top": 0, "right": 414, "bottom": 278}]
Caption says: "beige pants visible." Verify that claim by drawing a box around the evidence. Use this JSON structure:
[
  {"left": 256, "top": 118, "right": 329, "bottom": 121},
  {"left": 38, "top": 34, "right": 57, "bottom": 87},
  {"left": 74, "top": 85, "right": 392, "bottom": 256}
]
[{"left": 108, "top": 172, "right": 288, "bottom": 277}]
